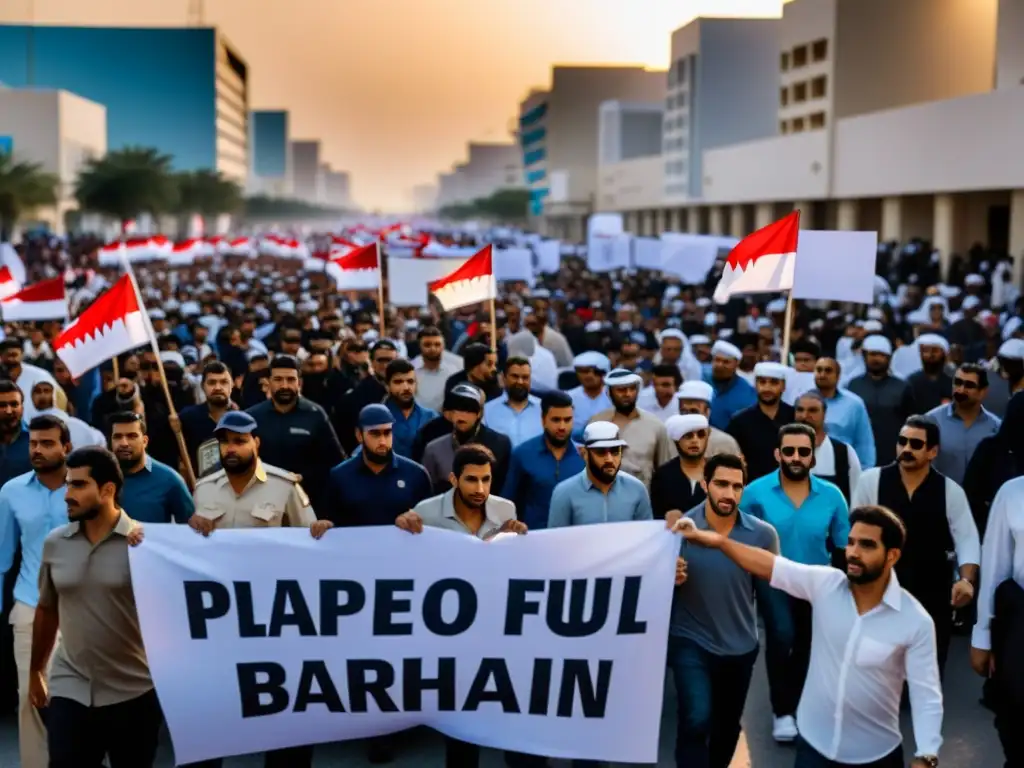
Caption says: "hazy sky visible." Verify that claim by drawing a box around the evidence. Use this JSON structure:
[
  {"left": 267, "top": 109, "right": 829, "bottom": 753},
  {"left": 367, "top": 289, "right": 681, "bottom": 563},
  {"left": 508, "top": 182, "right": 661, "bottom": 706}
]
[{"left": 7, "top": 0, "right": 785, "bottom": 210}]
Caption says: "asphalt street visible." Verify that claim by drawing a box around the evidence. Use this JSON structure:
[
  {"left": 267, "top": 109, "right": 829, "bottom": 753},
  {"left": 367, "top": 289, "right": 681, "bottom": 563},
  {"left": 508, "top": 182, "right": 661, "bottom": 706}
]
[{"left": 0, "top": 636, "right": 1001, "bottom": 767}]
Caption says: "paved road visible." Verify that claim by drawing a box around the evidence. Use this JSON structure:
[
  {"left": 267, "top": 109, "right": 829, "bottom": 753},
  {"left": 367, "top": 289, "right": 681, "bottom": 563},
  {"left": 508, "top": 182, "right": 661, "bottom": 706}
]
[{"left": 0, "top": 636, "right": 1001, "bottom": 767}]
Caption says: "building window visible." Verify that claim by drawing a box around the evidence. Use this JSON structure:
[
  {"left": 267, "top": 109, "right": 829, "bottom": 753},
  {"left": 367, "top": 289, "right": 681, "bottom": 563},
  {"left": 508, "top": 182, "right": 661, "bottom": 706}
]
[
  {"left": 792, "top": 44, "right": 808, "bottom": 68},
  {"left": 809, "top": 111, "right": 826, "bottom": 129},
  {"left": 677, "top": 92, "right": 687, "bottom": 108},
  {"left": 792, "top": 117, "right": 806, "bottom": 133},
  {"left": 812, "top": 38, "right": 828, "bottom": 61},
  {"left": 780, "top": 86, "right": 789, "bottom": 107},
  {"left": 781, "top": 51, "right": 790, "bottom": 71},
  {"left": 666, "top": 95, "right": 674, "bottom": 110},
  {"left": 811, "top": 75, "right": 827, "bottom": 99},
  {"left": 675, "top": 58, "right": 687, "bottom": 84},
  {"left": 780, "top": 120, "right": 789, "bottom": 135},
  {"left": 793, "top": 81, "right": 808, "bottom": 103}
]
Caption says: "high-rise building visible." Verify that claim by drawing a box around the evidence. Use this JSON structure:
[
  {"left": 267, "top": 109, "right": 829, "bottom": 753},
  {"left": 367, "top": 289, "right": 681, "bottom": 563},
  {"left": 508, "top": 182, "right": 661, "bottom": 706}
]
[
  {"left": 322, "top": 167, "right": 351, "bottom": 209},
  {"left": 290, "top": 140, "right": 321, "bottom": 203},
  {"left": 517, "top": 66, "right": 666, "bottom": 241},
  {"left": 596, "top": 101, "right": 664, "bottom": 213},
  {"left": 435, "top": 142, "right": 522, "bottom": 209},
  {"left": 249, "top": 109, "right": 291, "bottom": 197},
  {"left": 0, "top": 25, "right": 249, "bottom": 184}
]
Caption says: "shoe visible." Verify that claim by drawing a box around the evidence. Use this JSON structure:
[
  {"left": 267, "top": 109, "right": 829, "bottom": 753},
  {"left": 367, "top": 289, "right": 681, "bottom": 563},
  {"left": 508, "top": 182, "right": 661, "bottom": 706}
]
[{"left": 773, "top": 715, "right": 798, "bottom": 742}]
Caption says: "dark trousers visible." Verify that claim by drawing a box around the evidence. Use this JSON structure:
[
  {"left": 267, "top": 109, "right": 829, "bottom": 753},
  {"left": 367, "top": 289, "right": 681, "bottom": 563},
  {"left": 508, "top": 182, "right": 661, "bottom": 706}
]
[
  {"left": 992, "top": 579, "right": 1024, "bottom": 767},
  {"left": 793, "top": 736, "right": 903, "bottom": 767},
  {"left": 182, "top": 746, "right": 314, "bottom": 768},
  {"left": 444, "top": 738, "right": 601, "bottom": 767},
  {"left": 667, "top": 634, "right": 758, "bottom": 768},
  {"left": 48, "top": 689, "right": 163, "bottom": 768},
  {"left": 762, "top": 589, "right": 812, "bottom": 717}
]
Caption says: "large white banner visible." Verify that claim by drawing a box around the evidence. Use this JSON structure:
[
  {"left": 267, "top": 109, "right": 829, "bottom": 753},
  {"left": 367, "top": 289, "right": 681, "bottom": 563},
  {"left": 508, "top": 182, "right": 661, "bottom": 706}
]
[{"left": 130, "top": 522, "right": 677, "bottom": 764}]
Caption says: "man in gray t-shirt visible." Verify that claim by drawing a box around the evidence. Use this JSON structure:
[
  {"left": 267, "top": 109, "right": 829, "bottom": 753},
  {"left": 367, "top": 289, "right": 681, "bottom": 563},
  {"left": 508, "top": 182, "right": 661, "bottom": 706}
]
[{"left": 665, "top": 453, "right": 779, "bottom": 768}]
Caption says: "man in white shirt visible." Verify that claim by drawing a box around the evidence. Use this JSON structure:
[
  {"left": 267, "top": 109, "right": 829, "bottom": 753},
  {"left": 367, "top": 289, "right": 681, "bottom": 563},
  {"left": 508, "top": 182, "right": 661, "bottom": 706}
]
[
  {"left": 676, "top": 504, "right": 943, "bottom": 768},
  {"left": 970, "top": 476, "right": 1024, "bottom": 766},
  {"left": 637, "top": 364, "right": 683, "bottom": 423},
  {"left": 412, "top": 326, "right": 462, "bottom": 412},
  {"left": 795, "top": 392, "right": 862, "bottom": 504}
]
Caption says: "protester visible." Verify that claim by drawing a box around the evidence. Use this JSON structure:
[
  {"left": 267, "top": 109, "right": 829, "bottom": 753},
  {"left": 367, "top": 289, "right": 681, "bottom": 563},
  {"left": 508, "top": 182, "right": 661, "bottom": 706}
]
[
  {"left": 924, "top": 362, "right": 1000, "bottom": 486},
  {"left": 566, "top": 351, "right": 612, "bottom": 437},
  {"left": 638, "top": 363, "right": 684, "bottom": 423},
  {"left": 412, "top": 326, "right": 463, "bottom": 412},
  {"left": 651, "top": 413, "right": 710, "bottom": 519},
  {"left": 676, "top": 380, "right": 742, "bottom": 458},
  {"left": 706, "top": 340, "right": 756, "bottom": 430},
  {"left": 382, "top": 358, "right": 437, "bottom": 458},
  {"left": 443, "top": 342, "right": 502, "bottom": 402},
  {"left": 726, "top": 361, "right": 795, "bottom": 481},
  {"left": 176, "top": 361, "right": 236, "bottom": 477},
  {"left": 795, "top": 391, "right": 861, "bottom": 503},
  {"left": 483, "top": 356, "right": 543, "bottom": 447},
  {"left": 847, "top": 335, "right": 918, "bottom": 466},
  {"left": 109, "top": 412, "right": 194, "bottom": 524},
  {"left": 812, "top": 356, "right": 877, "bottom": 468}
]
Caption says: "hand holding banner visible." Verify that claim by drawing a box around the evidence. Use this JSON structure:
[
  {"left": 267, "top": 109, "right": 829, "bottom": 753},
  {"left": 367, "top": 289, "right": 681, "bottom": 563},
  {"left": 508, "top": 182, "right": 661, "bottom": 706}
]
[{"left": 129, "top": 523, "right": 677, "bottom": 764}]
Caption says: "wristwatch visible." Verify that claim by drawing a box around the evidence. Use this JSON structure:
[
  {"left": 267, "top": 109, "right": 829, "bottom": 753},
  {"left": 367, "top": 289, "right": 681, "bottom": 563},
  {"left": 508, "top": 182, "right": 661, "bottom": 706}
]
[{"left": 917, "top": 756, "right": 939, "bottom": 767}]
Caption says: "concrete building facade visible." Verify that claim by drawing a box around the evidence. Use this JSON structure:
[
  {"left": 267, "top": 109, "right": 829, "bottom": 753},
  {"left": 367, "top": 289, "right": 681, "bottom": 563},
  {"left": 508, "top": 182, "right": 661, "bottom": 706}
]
[
  {"left": 290, "top": 140, "right": 322, "bottom": 204},
  {"left": 248, "top": 109, "right": 291, "bottom": 197},
  {"left": 435, "top": 141, "right": 522, "bottom": 209}
]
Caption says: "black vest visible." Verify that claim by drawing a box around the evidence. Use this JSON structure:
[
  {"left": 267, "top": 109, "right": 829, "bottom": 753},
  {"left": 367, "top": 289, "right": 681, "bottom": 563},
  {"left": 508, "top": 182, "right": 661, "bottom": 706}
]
[
  {"left": 817, "top": 438, "right": 852, "bottom": 503},
  {"left": 877, "top": 463, "right": 954, "bottom": 604}
]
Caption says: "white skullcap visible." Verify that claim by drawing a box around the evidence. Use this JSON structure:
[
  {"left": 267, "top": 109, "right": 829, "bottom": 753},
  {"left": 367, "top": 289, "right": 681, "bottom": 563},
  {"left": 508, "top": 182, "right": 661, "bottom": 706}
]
[
  {"left": 584, "top": 320, "right": 603, "bottom": 333},
  {"left": 998, "top": 338, "right": 1024, "bottom": 359},
  {"left": 666, "top": 414, "right": 710, "bottom": 442},
  {"left": 766, "top": 298, "right": 787, "bottom": 313},
  {"left": 689, "top": 334, "right": 711, "bottom": 346},
  {"left": 917, "top": 333, "right": 949, "bottom": 354},
  {"left": 159, "top": 351, "right": 186, "bottom": 368},
  {"left": 962, "top": 295, "right": 981, "bottom": 310},
  {"left": 605, "top": 368, "right": 643, "bottom": 388},
  {"left": 862, "top": 335, "right": 893, "bottom": 356},
  {"left": 862, "top": 319, "right": 883, "bottom": 332},
  {"left": 711, "top": 340, "right": 742, "bottom": 361},
  {"left": 659, "top": 328, "right": 686, "bottom": 343},
  {"left": 965, "top": 273, "right": 985, "bottom": 286},
  {"left": 573, "top": 351, "right": 611, "bottom": 372},
  {"left": 753, "top": 362, "right": 788, "bottom": 381},
  {"left": 678, "top": 380, "right": 714, "bottom": 403},
  {"left": 695, "top": 297, "right": 712, "bottom": 308},
  {"left": 148, "top": 308, "right": 166, "bottom": 320},
  {"left": 866, "top": 307, "right": 885, "bottom": 320}
]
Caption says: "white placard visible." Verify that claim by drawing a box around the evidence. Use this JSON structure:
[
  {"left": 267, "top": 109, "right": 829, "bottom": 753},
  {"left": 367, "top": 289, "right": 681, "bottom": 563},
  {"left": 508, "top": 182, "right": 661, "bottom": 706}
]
[
  {"left": 534, "top": 240, "right": 562, "bottom": 275},
  {"left": 660, "top": 233, "right": 739, "bottom": 285},
  {"left": 632, "top": 237, "right": 663, "bottom": 270},
  {"left": 387, "top": 256, "right": 467, "bottom": 306},
  {"left": 129, "top": 523, "right": 677, "bottom": 765},
  {"left": 792, "top": 230, "right": 878, "bottom": 304}
]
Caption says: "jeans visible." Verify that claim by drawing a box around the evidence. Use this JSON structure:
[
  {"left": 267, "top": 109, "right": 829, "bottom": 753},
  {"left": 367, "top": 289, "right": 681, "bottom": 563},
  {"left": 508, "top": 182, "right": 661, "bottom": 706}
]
[
  {"left": 761, "top": 588, "right": 813, "bottom": 717},
  {"left": 667, "top": 634, "right": 758, "bottom": 768},
  {"left": 793, "top": 736, "right": 903, "bottom": 767},
  {"left": 48, "top": 689, "right": 163, "bottom": 768}
]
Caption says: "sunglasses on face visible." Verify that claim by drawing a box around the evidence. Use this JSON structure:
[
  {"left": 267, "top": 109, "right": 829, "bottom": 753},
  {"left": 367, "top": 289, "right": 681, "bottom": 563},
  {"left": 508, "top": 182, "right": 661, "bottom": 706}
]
[
  {"left": 780, "top": 446, "right": 813, "bottom": 458},
  {"left": 897, "top": 436, "right": 926, "bottom": 450},
  {"left": 953, "top": 377, "right": 979, "bottom": 390}
]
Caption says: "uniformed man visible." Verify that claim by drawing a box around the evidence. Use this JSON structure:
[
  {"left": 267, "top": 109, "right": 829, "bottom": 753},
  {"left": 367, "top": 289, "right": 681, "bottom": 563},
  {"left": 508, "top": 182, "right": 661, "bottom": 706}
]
[{"left": 184, "top": 411, "right": 319, "bottom": 768}]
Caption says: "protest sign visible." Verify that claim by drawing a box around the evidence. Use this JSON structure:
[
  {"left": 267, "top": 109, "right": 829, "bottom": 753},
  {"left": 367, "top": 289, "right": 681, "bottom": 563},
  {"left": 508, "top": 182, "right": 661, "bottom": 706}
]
[{"left": 129, "top": 522, "right": 678, "bottom": 764}]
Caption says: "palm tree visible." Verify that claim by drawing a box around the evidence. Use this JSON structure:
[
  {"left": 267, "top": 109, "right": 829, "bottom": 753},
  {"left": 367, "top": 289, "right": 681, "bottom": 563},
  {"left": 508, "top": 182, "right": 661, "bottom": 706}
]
[
  {"left": 0, "top": 152, "right": 59, "bottom": 240},
  {"left": 175, "top": 169, "right": 243, "bottom": 218},
  {"left": 75, "top": 146, "right": 179, "bottom": 225}
]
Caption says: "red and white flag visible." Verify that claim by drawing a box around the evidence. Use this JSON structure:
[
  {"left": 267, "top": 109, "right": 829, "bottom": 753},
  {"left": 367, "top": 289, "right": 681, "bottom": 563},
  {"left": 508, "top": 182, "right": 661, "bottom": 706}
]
[
  {"left": 54, "top": 274, "right": 149, "bottom": 378},
  {"left": 0, "top": 277, "right": 68, "bottom": 321},
  {"left": 325, "top": 243, "right": 380, "bottom": 291},
  {"left": 429, "top": 245, "right": 496, "bottom": 311},
  {"left": 713, "top": 211, "right": 800, "bottom": 304},
  {"left": 0, "top": 267, "right": 20, "bottom": 300}
]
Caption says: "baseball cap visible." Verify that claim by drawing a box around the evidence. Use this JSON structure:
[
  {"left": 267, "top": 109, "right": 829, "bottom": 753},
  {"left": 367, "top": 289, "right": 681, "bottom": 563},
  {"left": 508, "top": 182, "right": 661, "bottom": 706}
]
[
  {"left": 358, "top": 404, "right": 394, "bottom": 430},
  {"left": 214, "top": 411, "right": 258, "bottom": 435},
  {"left": 583, "top": 421, "right": 628, "bottom": 449}
]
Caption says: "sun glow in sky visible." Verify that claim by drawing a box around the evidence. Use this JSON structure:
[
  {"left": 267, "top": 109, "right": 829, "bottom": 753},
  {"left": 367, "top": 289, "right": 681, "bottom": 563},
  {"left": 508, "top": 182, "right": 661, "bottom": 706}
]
[{"left": 4, "top": 0, "right": 788, "bottom": 210}]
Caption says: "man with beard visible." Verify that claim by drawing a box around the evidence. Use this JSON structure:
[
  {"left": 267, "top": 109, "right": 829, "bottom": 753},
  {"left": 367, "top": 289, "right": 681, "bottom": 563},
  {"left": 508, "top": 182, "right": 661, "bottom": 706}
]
[
  {"left": 413, "top": 326, "right": 462, "bottom": 412},
  {"left": 907, "top": 334, "right": 954, "bottom": 413},
  {"left": 727, "top": 362, "right": 796, "bottom": 481},
  {"left": 0, "top": 415, "right": 71, "bottom": 767},
  {"left": 651, "top": 413, "right": 711, "bottom": 519},
  {"left": 421, "top": 384, "right": 511, "bottom": 495},
  {"left": 384, "top": 359, "right": 438, "bottom": 458},
  {"left": 847, "top": 335, "right": 918, "bottom": 467},
  {"left": 31, "top": 447, "right": 160, "bottom": 767},
  {"left": 795, "top": 392, "right": 861, "bottom": 504},
  {"left": 137, "top": 351, "right": 197, "bottom": 469},
  {"left": 396, "top": 444, "right": 528, "bottom": 768},
  {"left": 548, "top": 421, "right": 653, "bottom": 527},
  {"left": 981, "top": 337, "right": 1024, "bottom": 417},
  {"left": 0, "top": 339, "right": 54, "bottom": 420},
  {"left": 567, "top": 352, "right": 612, "bottom": 439},
  {"left": 443, "top": 342, "right": 502, "bottom": 402},
  {"left": 299, "top": 350, "right": 332, "bottom": 410},
  {"left": 589, "top": 368, "right": 675, "bottom": 490},
  {"left": 705, "top": 340, "right": 756, "bottom": 431},
  {"left": 483, "top": 356, "right": 542, "bottom": 448},
  {"left": 813, "top": 356, "right": 876, "bottom": 469},
  {"left": 677, "top": 381, "right": 743, "bottom": 459},
  {"left": 739, "top": 423, "right": 849, "bottom": 744},
  {"left": 247, "top": 355, "right": 344, "bottom": 517},
  {"left": 638, "top": 364, "right": 685, "bottom": 424},
  {"left": 0, "top": 380, "right": 31, "bottom": 484},
  {"left": 925, "top": 362, "right": 1000, "bottom": 486},
  {"left": 852, "top": 416, "right": 980, "bottom": 676},
  {"left": 336, "top": 340, "right": 398, "bottom": 454},
  {"left": 666, "top": 452, "right": 779, "bottom": 768},
  {"left": 176, "top": 362, "right": 237, "bottom": 478},
  {"left": 676, "top": 505, "right": 942, "bottom": 768},
  {"left": 110, "top": 412, "right": 193, "bottom": 525},
  {"left": 501, "top": 390, "right": 585, "bottom": 531}
]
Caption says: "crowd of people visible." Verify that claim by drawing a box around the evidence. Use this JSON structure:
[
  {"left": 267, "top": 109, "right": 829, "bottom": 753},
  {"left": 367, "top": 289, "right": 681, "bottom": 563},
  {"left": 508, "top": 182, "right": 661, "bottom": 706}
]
[{"left": 0, "top": 231, "right": 1021, "bottom": 768}]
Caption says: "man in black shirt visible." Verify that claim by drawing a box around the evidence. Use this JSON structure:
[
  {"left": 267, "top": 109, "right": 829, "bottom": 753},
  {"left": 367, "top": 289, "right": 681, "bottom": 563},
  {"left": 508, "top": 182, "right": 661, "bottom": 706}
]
[
  {"left": 727, "top": 362, "right": 795, "bottom": 480},
  {"left": 246, "top": 355, "right": 345, "bottom": 517},
  {"left": 175, "top": 361, "right": 236, "bottom": 477},
  {"left": 651, "top": 413, "right": 709, "bottom": 518},
  {"left": 906, "top": 333, "right": 953, "bottom": 413},
  {"left": 444, "top": 343, "right": 502, "bottom": 402},
  {"left": 335, "top": 340, "right": 396, "bottom": 453}
]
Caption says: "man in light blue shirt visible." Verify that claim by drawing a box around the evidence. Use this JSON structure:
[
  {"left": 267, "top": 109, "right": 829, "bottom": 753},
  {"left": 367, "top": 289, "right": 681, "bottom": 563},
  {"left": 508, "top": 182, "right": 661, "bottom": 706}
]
[
  {"left": 0, "top": 414, "right": 72, "bottom": 767},
  {"left": 813, "top": 357, "right": 876, "bottom": 468},
  {"left": 740, "top": 422, "right": 849, "bottom": 744},
  {"left": 924, "top": 362, "right": 1000, "bottom": 485},
  {"left": 566, "top": 352, "right": 612, "bottom": 440},
  {"left": 548, "top": 421, "right": 652, "bottom": 527},
  {"left": 484, "top": 356, "right": 543, "bottom": 448},
  {"left": 384, "top": 359, "right": 438, "bottom": 458}
]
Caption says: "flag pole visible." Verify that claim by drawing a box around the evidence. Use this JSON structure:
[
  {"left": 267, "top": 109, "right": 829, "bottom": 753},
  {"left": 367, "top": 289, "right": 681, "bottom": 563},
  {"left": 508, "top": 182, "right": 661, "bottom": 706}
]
[
  {"left": 375, "top": 239, "right": 387, "bottom": 340},
  {"left": 780, "top": 209, "right": 802, "bottom": 365},
  {"left": 488, "top": 297, "right": 497, "bottom": 354},
  {"left": 120, "top": 256, "right": 197, "bottom": 491}
]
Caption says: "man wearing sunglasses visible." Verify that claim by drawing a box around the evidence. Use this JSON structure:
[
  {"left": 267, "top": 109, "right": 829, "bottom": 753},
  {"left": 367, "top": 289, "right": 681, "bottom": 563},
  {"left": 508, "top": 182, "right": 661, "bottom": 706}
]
[
  {"left": 651, "top": 414, "right": 710, "bottom": 519},
  {"left": 740, "top": 423, "right": 850, "bottom": 743},
  {"left": 676, "top": 381, "right": 742, "bottom": 459},
  {"left": 726, "top": 362, "right": 796, "bottom": 481},
  {"left": 924, "top": 363, "right": 1000, "bottom": 486},
  {"left": 852, "top": 416, "right": 981, "bottom": 675}
]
